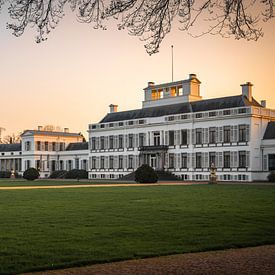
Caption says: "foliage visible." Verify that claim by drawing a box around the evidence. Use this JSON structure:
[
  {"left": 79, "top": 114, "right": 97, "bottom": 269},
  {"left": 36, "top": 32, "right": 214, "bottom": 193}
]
[
  {"left": 49, "top": 170, "right": 68, "bottom": 179},
  {"left": 65, "top": 169, "right": 88, "bottom": 179},
  {"left": 1, "top": 1, "right": 274, "bottom": 55},
  {"left": 135, "top": 164, "right": 158, "bottom": 183},
  {"left": 267, "top": 171, "right": 275, "bottom": 182},
  {"left": 0, "top": 185, "right": 274, "bottom": 274},
  {"left": 0, "top": 171, "right": 11, "bottom": 178},
  {"left": 23, "top": 168, "right": 40, "bottom": 181}
]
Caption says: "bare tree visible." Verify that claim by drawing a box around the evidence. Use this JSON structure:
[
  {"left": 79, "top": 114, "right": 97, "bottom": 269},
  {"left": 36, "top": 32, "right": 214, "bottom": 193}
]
[
  {"left": 1, "top": 133, "right": 21, "bottom": 144},
  {"left": 1, "top": 1, "right": 274, "bottom": 54}
]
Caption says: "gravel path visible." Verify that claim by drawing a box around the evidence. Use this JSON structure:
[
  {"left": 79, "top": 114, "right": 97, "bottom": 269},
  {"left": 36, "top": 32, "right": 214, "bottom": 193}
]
[{"left": 29, "top": 245, "right": 275, "bottom": 275}]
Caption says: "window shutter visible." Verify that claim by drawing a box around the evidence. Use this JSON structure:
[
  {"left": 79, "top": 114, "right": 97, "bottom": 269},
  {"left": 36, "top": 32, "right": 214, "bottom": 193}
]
[
  {"left": 233, "top": 125, "right": 238, "bottom": 142},
  {"left": 135, "top": 134, "right": 139, "bottom": 148},
  {"left": 114, "top": 156, "right": 119, "bottom": 169},
  {"left": 96, "top": 157, "right": 100, "bottom": 169},
  {"left": 187, "top": 129, "right": 191, "bottom": 145},
  {"left": 230, "top": 126, "right": 234, "bottom": 141},
  {"left": 123, "top": 155, "right": 127, "bottom": 169},
  {"left": 215, "top": 127, "right": 219, "bottom": 143},
  {"left": 192, "top": 129, "right": 196, "bottom": 144},
  {"left": 205, "top": 128, "right": 209, "bottom": 144},
  {"left": 176, "top": 153, "right": 181, "bottom": 169},
  {"left": 219, "top": 127, "right": 223, "bottom": 143},
  {"left": 105, "top": 136, "right": 109, "bottom": 149},
  {"left": 176, "top": 130, "right": 180, "bottom": 145},
  {"left": 48, "top": 143, "right": 52, "bottom": 151},
  {"left": 96, "top": 137, "right": 100, "bottom": 149},
  {"left": 204, "top": 152, "right": 209, "bottom": 168},
  {"left": 41, "top": 142, "right": 45, "bottom": 151},
  {"left": 246, "top": 151, "right": 250, "bottom": 168},
  {"left": 246, "top": 125, "right": 250, "bottom": 142},
  {"left": 187, "top": 153, "right": 192, "bottom": 168},
  {"left": 263, "top": 155, "right": 268, "bottom": 171},
  {"left": 192, "top": 153, "right": 196, "bottom": 168},
  {"left": 220, "top": 152, "right": 223, "bottom": 168},
  {"left": 234, "top": 151, "right": 238, "bottom": 168},
  {"left": 164, "top": 131, "right": 168, "bottom": 145},
  {"left": 105, "top": 156, "right": 109, "bottom": 169},
  {"left": 230, "top": 151, "right": 234, "bottom": 168}
]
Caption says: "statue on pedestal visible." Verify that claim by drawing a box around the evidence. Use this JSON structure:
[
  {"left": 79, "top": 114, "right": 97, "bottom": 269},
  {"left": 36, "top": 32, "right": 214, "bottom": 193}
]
[
  {"left": 10, "top": 169, "right": 15, "bottom": 179},
  {"left": 209, "top": 163, "right": 217, "bottom": 184}
]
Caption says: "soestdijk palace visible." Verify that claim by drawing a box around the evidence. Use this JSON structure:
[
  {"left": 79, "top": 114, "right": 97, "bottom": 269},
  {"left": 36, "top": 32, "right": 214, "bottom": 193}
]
[{"left": 1, "top": 74, "right": 275, "bottom": 182}]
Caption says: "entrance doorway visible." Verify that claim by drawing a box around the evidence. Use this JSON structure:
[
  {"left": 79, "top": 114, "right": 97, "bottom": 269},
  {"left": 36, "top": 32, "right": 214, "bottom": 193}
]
[{"left": 150, "top": 154, "right": 157, "bottom": 169}]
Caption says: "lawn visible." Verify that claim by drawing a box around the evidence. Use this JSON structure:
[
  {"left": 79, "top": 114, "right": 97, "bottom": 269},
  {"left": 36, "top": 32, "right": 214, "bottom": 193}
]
[{"left": 0, "top": 184, "right": 275, "bottom": 274}]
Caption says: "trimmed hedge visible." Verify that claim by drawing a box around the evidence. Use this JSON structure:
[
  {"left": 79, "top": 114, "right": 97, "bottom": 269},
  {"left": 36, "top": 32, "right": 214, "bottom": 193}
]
[
  {"left": 64, "top": 169, "right": 88, "bottom": 180},
  {"left": 267, "top": 171, "right": 275, "bottom": 182},
  {"left": 135, "top": 164, "right": 158, "bottom": 183},
  {"left": 23, "top": 168, "right": 40, "bottom": 181},
  {"left": 49, "top": 170, "right": 67, "bottom": 179},
  {"left": 0, "top": 171, "right": 11, "bottom": 178}
]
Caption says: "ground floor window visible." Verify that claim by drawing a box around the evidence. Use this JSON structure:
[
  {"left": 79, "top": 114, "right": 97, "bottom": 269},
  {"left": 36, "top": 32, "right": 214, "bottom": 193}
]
[{"left": 268, "top": 154, "right": 275, "bottom": 171}]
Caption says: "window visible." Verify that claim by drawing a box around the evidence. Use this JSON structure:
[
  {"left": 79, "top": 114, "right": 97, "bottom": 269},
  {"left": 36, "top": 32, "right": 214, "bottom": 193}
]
[
  {"left": 128, "top": 121, "right": 134, "bottom": 125},
  {"left": 91, "top": 125, "right": 97, "bottom": 129},
  {"left": 45, "top": 142, "right": 48, "bottom": 151},
  {"left": 238, "top": 108, "right": 247, "bottom": 114},
  {"left": 91, "top": 137, "right": 96, "bottom": 150},
  {"left": 239, "top": 151, "right": 246, "bottom": 168},
  {"left": 196, "top": 129, "right": 202, "bottom": 144},
  {"left": 59, "top": 160, "right": 64, "bottom": 170},
  {"left": 59, "top": 143, "right": 65, "bottom": 151},
  {"left": 25, "top": 141, "right": 31, "bottom": 151},
  {"left": 109, "top": 136, "right": 114, "bottom": 149},
  {"left": 169, "top": 131, "right": 175, "bottom": 146},
  {"left": 138, "top": 120, "right": 145, "bottom": 124},
  {"left": 100, "top": 156, "right": 105, "bottom": 169},
  {"left": 181, "top": 114, "right": 188, "bottom": 120},
  {"left": 168, "top": 116, "right": 174, "bottom": 121},
  {"left": 128, "top": 155, "right": 133, "bottom": 169},
  {"left": 109, "top": 123, "right": 114, "bottom": 128},
  {"left": 119, "top": 135, "right": 123, "bottom": 149},
  {"left": 36, "top": 141, "right": 41, "bottom": 151},
  {"left": 196, "top": 153, "right": 202, "bottom": 168},
  {"left": 75, "top": 158, "right": 79, "bottom": 169},
  {"left": 223, "top": 110, "right": 230, "bottom": 115},
  {"left": 169, "top": 154, "right": 174, "bottom": 168},
  {"left": 128, "top": 134, "right": 133, "bottom": 148},
  {"left": 109, "top": 156, "right": 114, "bottom": 169},
  {"left": 100, "top": 137, "right": 105, "bottom": 150},
  {"left": 25, "top": 160, "right": 31, "bottom": 169},
  {"left": 139, "top": 133, "right": 145, "bottom": 147},
  {"left": 181, "top": 130, "right": 187, "bottom": 145},
  {"left": 35, "top": 160, "right": 41, "bottom": 170},
  {"left": 195, "top": 113, "right": 202, "bottom": 118},
  {"left": 239, "top": 125, "right": 247, "bottom": 142},
  {"left": 100, "top": 124, "right": 105, "bottom": 128},
  {"left": 52, "top": 142, "right": 56, "bottom": 151},
  {"left": 119, "top": 122, "right": 124, "bottom": 126},
  {"left": 92, "top": 157, "right": 96, "bottom": 169},
  {"left": 209, "top": 127, "right": 216, "bottom": 144},
  {"left": 153, "top": 132, "right": 160, "bottom": 146},
  {"left": 209, "top": 111, "right": 216, "bottom": 117},
  {"left": 181, "top": 153, "right": 187, "bottom": 168},
  {"left": 224, "top": 151, "right": 230, "bottom": 168},
  {"left": 119, "top": 156, "right": 123, "bottom": 169},
  {"left": 209, "top": 152, "right": 216, "bottom": 167},
  {"left": 223, "top": 126, "right": 231, "bottom": 143}
]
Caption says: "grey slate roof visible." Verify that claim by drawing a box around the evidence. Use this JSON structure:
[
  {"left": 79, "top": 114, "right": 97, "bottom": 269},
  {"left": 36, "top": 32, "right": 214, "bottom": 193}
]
[
  {"left": 22, "top": 130, "right": 83, "bottom": 137},
  {"left": 0, "top": 143, "right": 21, "bottom": 152},
  {"left": 66, "top": 142, "right": 88, "bottom": 151},
  {"left": 263, "top": 122, "right": 275, "bottom": 140},
  {"left": 100, "top": 95, "right": 261, "bottom": 123}
]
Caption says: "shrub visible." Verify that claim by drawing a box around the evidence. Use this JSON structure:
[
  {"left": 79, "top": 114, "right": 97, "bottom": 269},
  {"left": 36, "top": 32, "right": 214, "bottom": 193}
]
[
  {"left": 267, "top": 171, "right": 275, "bottom": 182},
  {"left": 49, "top": 170, "right": 67, "bottom": 179},
  {"left": 0, "top": 171, "right": 11, "bottom": 178},
  {"left": 135, "top": 164, "right": 158, "bottom": 183},
  {"left": 65, "top": 169, "right": 88, "bottom": 180},
  {"left": 23, "top": 168, "right": 39, "bottom": 181}
]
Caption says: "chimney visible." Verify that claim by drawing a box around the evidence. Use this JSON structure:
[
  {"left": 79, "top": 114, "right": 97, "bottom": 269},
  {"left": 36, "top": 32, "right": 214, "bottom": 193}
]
[
  {"left": 64, "top": 128, "right": 69, "bottom": 133},
  {"left": 189, "top": 73, "right": 197, "bottom": 79},
  {"left": 109, "top": 104, "right": 118, "bottom": 113},
  {"left": 38, "top": 126, "right": 43, "bottom": 131},
  {"left": 148, "top": 81, "right": 155, "bottom": 87},
  {"left": 261, "top": 100, "right": 266, "bottom": 108},
  {"left": 241, "top": 82, "right": 253, "bottom": 102}
]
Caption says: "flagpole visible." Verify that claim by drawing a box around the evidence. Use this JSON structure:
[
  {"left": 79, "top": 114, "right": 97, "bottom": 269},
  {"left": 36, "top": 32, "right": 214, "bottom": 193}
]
[{"left": 171, "top": 45, "right": 174, "bottom": 82}]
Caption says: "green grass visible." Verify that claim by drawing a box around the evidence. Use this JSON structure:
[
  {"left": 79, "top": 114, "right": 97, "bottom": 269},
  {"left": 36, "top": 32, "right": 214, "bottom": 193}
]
[{"left": 0, "top": 185, "right": 275, "bottom": 274}]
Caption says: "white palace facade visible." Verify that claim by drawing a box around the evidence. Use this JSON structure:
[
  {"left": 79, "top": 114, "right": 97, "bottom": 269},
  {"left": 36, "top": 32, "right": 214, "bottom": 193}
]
[{"left": 1, "top": 74, "right": 275, "bottom": 181}]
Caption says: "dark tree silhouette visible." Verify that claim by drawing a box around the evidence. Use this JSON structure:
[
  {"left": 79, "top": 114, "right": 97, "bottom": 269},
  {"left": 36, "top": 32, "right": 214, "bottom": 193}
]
[{"left": 1, "top": 0, "right": 274, "bottom": 54}]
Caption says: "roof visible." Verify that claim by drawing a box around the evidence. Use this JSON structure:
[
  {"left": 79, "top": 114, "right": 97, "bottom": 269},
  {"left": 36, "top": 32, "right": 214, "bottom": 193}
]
[
  {"left": 100, "top": 95, "right": 261, "bottom": 123},
  {"left": 0, "top": 143, "right": 21, "bottom": 152},
  {"left": 263, "top": 122, "right": 275, "bottom": 140},
  {"left": 65, "top": 142, "right": 89, "bottom": 151},
  {"left": 21, "top": 130, "right": 83, "bottom": 137}
]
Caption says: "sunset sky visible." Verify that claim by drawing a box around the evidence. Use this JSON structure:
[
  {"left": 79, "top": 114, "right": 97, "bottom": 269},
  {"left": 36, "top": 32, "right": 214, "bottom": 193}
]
[{"left": 0, "top": 5, "right": 274, "bottom": 139}]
